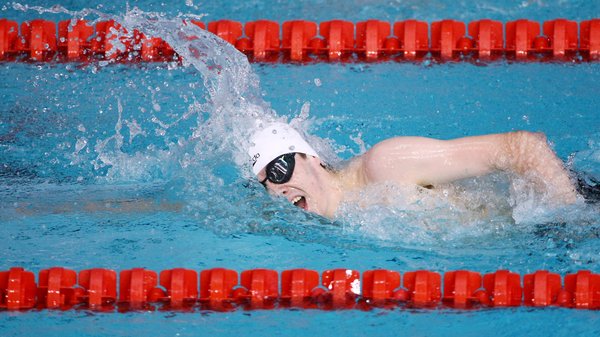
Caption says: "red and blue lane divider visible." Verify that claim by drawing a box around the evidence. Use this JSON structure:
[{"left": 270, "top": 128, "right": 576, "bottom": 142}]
[
  {"left": 1, "top": 267, "right": 599, "bottom": 311},
  {"left": 0, "top": 18, "right": 599, "bottom": 63}
]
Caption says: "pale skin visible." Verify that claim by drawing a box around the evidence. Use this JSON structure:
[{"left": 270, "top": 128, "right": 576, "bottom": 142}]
[{"left": 258, "top": 131, "right": 578, "bottom": 218}]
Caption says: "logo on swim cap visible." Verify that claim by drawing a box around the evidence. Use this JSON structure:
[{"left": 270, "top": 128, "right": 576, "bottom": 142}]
[
  {"left": 250, "top": 152, "right": 260, "bottom": 166},
  {"left": 247, "top": 122, "right": 318, "bottom": 176}
]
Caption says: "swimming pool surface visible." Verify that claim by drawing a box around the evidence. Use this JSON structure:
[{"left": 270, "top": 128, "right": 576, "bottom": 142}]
[{"left": 1, "top": 0, "right": 600, "bottom": 336}]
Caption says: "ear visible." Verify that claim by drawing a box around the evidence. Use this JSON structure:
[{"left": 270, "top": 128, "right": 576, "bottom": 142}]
[
  {"left": 304, "top": 155, "right": 322, "bottom": 168},
  {"left": 310, "top": 156, "right": 331, "bottom": 171}
]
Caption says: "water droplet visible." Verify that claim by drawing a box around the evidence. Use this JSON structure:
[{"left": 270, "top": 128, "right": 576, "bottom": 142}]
[{"left": 75, "top": 137, "right": 88, "bottom": 153}]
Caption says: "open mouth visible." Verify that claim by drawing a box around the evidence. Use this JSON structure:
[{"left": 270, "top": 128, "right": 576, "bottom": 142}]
[{"left": 291, "top": 196, "right": 307, "bottom": 210}]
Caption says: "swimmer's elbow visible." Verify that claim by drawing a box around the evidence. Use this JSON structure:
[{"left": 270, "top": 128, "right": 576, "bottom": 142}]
[
  {"left": 505, "top": 131, "right": 548, "bottom": 151},
  {"left": 497, "top": 131, "right": 550, "bottom": 172},
  {"left": 501, "top": 130, "right": 576, "bottom": 200}
]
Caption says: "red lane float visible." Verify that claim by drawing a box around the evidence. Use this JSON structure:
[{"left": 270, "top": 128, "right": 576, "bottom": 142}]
[
  {"left": 322, "top": 269, "right": 360, "bottom": 308},
  {"left": 244, "top": 20, "right": 280, "bottom": 61},
  {"left": 78, "top": 268, "right": 117, "bottom": 307},
  {"left": 543, "top": 19, "right": 578, "bottom": 59},
  {"left": 37, "top": 267, "right": 78, "bottom": 309},
  {"left": 0, "top": 19, "right": 19, "bottom": 59},
  {"left": 280, "top": 268, "right": 320, "bottom": 307},
  {"left": 430, "top": 19, "right": 467, "bottom": 60},
  {"left": 208, "top": 20, "right": 243, "bottom": 46},
  {"left": 58, "top": 19, "right": 93, "bottom": 60},
  {"left": 1, "top": 267, "right": 600, "bottom": 311},
  {"left": 564, "top": 270, "right": 600, "bottom": 309},
  {"left": 394, "top": 19, "right": 429, "bottom": 60},
  {"left": 362, "top": 269, "right": 402, "bottom": 304},
  {"left": 200, "top": 268, "right": 236, "bottom": 300},
  {"left": 91, "top": 20, "right": 129, "bottom": 60},
  {"left": 506, "top": 19, "right": 540, "bottom": 60},
  {"left": 580, "top": 19, "right": 600, "bottom": 60},
  {"left": 468, "top": 19, "right": 503, "bottom": 60},
  {"left": 160, "top": 268, "right": 198, "bottom": 307},
  {"left": 483, "top": 269, "right": 522, "bottom": 307},
  {"left": 403, "top": 270, "right": 442, "bottom": 306},
  {"left": 282, "top": 20, "right": 317, "bottom": 61},
  {"left": 0, "top": 18, "right": 599, "bottom": 62},
  {"left": 119, "top": 268, "right": 164, "bottom": 307},
  {"left": 319, "top": 20, "right": 354, "bottom": 60},
  {"left": 524, "top": 270, "right": 562, "bottom": 307},
  {"left": 239, "top": 269, "right": 278, "bottom": 308},
  {"left": 442, "top": 270, "right": 483, "bottom": 307},
  {"left": 20, "top": 19, "right": 57, "bottom": 61},
  {"left": 355, "top": 19, "right": 391, "bottom": 60},
  {"left": 0, "top": 267, "right": 37, "bottom": 310}
]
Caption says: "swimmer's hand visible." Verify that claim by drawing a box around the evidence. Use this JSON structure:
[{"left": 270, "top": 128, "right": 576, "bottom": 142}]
[{"left": 360, "top": 131, "right": 578, "bottom": 205}]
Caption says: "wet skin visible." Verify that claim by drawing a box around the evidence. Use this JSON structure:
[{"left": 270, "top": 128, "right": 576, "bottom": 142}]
[{"left": 257, "top": 131, "right": 578, "bottom": 218}]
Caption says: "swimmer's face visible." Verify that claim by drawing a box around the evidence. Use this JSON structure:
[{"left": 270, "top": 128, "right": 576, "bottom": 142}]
[{"left": 257, "top": 153, "right": 337, "bottom": 217}]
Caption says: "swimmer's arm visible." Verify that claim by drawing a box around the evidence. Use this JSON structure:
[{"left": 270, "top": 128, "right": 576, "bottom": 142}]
[{"left": 362, "top": 131, "right": 577, "bottom": 203}]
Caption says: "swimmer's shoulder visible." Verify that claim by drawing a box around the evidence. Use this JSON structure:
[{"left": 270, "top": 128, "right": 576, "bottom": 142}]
[{"left": 354, "top": 136, "right": 428, "bottom": 185}]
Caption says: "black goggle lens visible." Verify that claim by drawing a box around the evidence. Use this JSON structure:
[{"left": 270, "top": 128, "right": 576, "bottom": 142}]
[{"left": 260, "top": 153, "right": 295, "bottom": 185}]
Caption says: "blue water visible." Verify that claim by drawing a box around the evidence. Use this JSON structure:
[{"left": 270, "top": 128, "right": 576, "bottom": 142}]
[{"left": 1, "top": 1, "right": 600, "bottom": 336}]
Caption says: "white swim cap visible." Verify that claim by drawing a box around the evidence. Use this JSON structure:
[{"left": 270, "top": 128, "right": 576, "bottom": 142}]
[{"left": 248, "top": 122, "right": 319, "bottom": 175}]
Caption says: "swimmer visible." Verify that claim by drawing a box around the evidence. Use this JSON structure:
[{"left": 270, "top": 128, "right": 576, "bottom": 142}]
[{"left": 248, "top": 122, "right": 580, "bottom": 218}]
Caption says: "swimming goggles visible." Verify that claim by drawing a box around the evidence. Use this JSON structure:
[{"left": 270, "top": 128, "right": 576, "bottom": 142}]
[{"left": 260, "top": 153, "right": 296, "bottom": 186}]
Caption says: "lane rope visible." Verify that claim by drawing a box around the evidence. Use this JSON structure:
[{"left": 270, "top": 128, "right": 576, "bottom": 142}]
[
  {"left": 0, "top": 18, "right": 599, "bottom": 63},
  {"left": 1, "top": 267, "right": 599, "bottom": 311}
]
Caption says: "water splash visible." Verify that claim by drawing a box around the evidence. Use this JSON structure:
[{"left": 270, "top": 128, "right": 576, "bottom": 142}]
[{"left": 9, "top": 4, "right": 283, "bottom": 174}]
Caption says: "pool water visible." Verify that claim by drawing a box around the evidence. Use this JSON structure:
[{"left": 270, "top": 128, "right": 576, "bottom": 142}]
[{"left": 1, "top": 1, "right": 600, "bottom": 336}]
